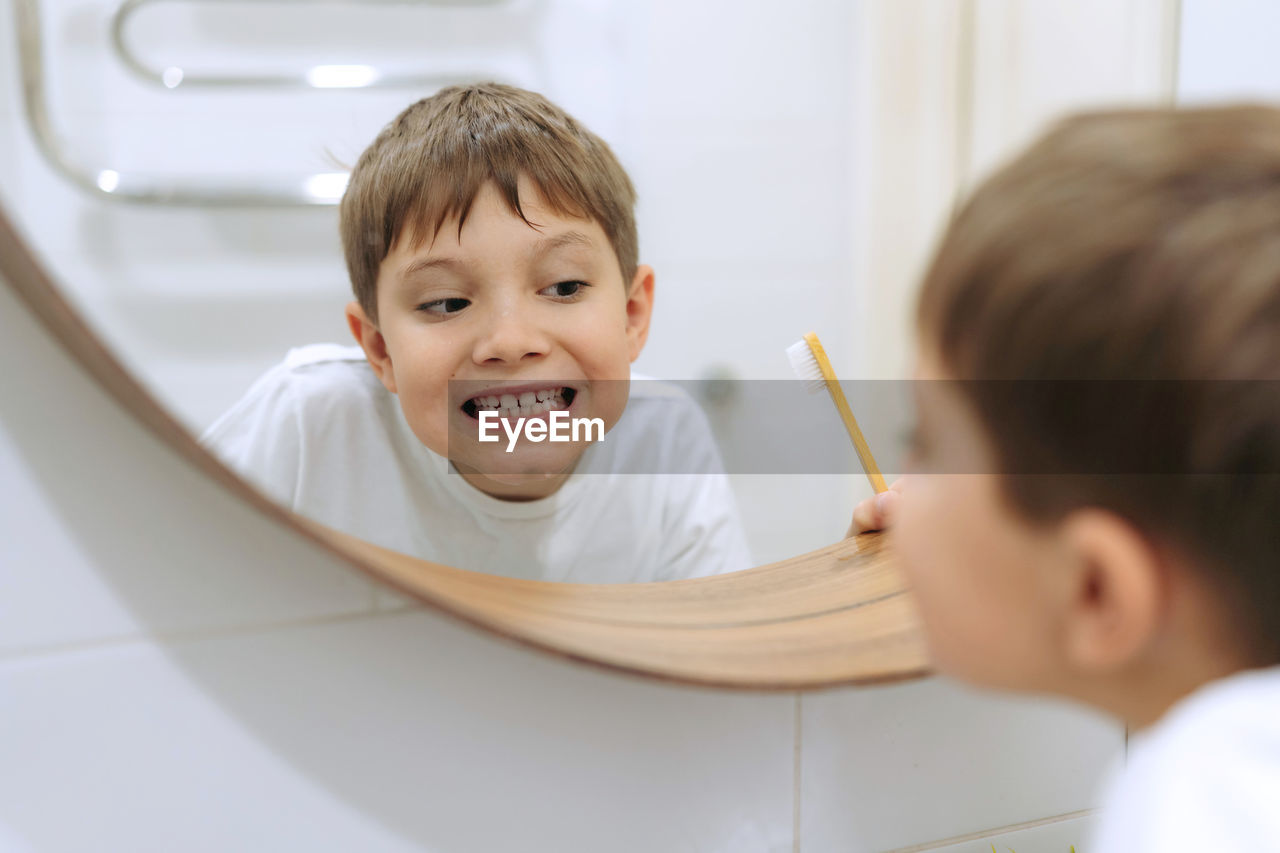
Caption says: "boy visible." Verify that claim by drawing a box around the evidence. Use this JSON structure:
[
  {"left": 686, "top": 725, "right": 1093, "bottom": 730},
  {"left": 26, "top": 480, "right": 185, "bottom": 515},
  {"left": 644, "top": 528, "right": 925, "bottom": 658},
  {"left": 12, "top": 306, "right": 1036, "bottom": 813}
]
[
  {"left": 852, "top": 105, "right": 1280, "bottom": 849},
  {"left": 203, "top": 83, "right": 751, "bottom": 583}
]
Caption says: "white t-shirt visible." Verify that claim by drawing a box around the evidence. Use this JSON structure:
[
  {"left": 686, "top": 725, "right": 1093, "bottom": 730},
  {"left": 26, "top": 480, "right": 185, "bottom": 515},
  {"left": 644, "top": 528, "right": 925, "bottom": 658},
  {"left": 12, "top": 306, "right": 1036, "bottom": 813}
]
[
  {"left": 1091, "top": 665, "right": 1280, "bottom": 852},
  {"left": 201, "top": 344, "right": 753, "bottom": 583}
]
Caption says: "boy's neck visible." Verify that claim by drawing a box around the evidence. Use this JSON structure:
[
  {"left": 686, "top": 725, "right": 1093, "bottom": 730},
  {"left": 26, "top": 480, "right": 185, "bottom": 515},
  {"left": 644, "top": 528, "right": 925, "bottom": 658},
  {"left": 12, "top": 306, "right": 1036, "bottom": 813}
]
[
  {"left": 1088, "top": 656, "right": 1248, "bottom": 732},
  {"left": 1082, "top": 571, "right": 1263, "bottom": 731},
  {"left": 454, "top": 466, "right": 572, "bottom": 501}
]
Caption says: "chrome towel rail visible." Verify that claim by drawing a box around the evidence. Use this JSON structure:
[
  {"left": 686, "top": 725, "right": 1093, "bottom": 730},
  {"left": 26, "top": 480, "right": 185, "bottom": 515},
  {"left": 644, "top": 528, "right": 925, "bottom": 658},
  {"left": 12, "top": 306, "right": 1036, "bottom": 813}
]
[
  {"left": 109, "top": 0, "right": 502, "bottom": 90},
  {"left": 13, "top": 0, "right": 503, "bottom": 205}
]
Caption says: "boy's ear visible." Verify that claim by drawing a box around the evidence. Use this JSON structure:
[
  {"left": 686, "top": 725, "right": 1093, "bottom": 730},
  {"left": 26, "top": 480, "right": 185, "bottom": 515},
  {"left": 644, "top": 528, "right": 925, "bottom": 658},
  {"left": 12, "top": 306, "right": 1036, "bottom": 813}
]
[
  {"left": 1057, "top": 509, "right": 1162, "bottom": 674},
  {"left": 624, "top": 264, "right": 655, "bottom": 362},
  {"left": 344, "top": 301, "right": 397, "bottom": 394}
]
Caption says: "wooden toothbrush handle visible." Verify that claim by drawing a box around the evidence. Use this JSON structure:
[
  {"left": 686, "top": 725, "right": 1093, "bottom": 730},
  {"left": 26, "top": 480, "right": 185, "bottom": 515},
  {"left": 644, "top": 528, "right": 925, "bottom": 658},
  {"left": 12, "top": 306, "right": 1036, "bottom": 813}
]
[
  {"left": 804, "top": 333, "right": 888, "bottom": 494},
  {"left": 826, "top": 381, "right": 889, "bottom": 494}
]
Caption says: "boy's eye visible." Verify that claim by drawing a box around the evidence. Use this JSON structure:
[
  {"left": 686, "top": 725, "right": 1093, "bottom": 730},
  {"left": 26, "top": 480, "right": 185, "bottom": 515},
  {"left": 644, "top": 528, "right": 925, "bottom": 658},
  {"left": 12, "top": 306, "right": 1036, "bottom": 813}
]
[
  {"left": 418, "top": 297, "right": 470, "bottom": 316},
  {"left": 540, "top": 280, "right": 589, "bottom": 299}
]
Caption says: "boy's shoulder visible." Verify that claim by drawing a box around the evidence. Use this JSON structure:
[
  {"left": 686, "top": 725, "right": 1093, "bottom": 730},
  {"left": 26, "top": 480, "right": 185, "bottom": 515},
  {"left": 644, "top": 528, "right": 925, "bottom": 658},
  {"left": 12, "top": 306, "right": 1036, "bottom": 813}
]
[
  {"left": 620, "top": 372, "right": 718, "bottom": 440},
  {"left": 249, "top": 343, "right": 383, "bottom": 408},
  {"left": 1094, "top": 666, "right": 1280, "bottom": 851},
  {"left": 281, "top": 342, "right": 370, "bottom": 372},
  {"left": 202, "top": 343, "right": 390, "bottom": 447},
  {"left": 586, "top": 372, "right": 724, "bottom": 476},
  {"left": 625, "top": 372, "right": 705, "bottom": 414}
]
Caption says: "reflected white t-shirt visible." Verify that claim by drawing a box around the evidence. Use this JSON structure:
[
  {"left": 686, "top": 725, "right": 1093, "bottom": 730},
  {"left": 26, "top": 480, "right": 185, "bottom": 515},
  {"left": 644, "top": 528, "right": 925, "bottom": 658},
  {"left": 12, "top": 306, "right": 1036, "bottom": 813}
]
[
  {"left": 1091, "top": 665, "right": 1280, "bottom": 852},
  {"left": 201, "top": 344, "right": 753, "bottom": 583}
]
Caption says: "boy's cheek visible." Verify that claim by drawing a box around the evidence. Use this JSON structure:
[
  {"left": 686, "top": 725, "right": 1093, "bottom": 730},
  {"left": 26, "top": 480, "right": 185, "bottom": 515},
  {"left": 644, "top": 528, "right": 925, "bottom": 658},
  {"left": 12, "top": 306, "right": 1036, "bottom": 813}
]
[
  {"left": 890, "top": 477, "right": 942, "bottom": 576},
  {"left": 585, "top": 380, "right": 630, "bottom": 435},
  {"left": 891, "top": 482, "right": 980, "bottom": 673}
]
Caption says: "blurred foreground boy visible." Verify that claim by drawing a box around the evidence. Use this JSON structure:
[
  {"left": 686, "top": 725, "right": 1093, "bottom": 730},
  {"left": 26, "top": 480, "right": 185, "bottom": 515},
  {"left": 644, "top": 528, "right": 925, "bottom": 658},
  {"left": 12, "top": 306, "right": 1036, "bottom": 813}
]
[{"left": 855, "top": 106, "right": 1280, "bottom": 850}]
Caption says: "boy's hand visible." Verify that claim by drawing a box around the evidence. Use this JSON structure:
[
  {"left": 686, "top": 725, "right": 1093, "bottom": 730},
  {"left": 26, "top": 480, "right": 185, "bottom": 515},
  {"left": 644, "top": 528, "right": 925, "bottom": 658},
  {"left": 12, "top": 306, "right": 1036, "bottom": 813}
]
[{"left": 847, "top": 478, "right": 906, "bottom": 536}]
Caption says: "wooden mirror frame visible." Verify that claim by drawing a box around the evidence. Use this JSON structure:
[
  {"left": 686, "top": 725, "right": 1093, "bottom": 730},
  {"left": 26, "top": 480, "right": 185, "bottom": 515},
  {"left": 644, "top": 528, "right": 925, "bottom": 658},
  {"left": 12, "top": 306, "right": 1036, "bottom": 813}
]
[{"left": 0, "top": 202, "right": 929, "bottom": 691}]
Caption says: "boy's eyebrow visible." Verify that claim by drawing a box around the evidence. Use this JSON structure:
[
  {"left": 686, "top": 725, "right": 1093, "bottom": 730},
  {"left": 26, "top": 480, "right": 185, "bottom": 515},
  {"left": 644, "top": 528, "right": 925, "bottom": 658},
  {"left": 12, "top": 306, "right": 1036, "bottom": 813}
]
[
  {"left": 529, "top": 229, "right": 595, "bottom": 259},
  {"left": 398, "top": 230, "right": 597, "bottom": 281},
  {"left": 400, "top": 255, "right": 463, "bottom": 280}
]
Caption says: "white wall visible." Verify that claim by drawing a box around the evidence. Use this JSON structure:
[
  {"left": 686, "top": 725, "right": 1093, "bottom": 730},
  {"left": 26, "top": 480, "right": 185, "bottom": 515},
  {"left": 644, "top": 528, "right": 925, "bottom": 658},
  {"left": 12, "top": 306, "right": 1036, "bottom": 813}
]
[{"left": 1178, "top": 0, "right": 1280, "bottom": 102}]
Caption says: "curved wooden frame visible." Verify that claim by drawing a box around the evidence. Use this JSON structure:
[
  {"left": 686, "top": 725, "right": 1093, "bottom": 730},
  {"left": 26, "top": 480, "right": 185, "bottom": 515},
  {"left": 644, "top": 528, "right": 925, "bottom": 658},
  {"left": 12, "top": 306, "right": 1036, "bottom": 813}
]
[{"left": 0, "top": 202, "right": 930, "bottom": 690}]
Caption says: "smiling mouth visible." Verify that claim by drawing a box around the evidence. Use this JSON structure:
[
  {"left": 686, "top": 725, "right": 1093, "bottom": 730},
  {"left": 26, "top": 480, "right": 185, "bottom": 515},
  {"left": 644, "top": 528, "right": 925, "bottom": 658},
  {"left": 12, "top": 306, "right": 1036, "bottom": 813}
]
[{"left": 460, "top": 386, "right": 578, "bottom": 420}]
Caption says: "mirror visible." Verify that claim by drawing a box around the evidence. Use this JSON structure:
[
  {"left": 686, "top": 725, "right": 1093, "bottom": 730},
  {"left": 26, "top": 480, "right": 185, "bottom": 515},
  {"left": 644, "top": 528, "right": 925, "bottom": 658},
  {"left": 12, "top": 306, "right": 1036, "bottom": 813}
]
[{"left": 2, "top": 0, "right": 902, "bottom": 581}]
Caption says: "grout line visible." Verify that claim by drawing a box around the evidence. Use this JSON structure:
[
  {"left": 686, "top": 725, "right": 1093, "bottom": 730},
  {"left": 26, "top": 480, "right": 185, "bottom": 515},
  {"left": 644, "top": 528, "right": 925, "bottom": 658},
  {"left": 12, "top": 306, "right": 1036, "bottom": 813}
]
[
  {"left": 0, "top": 603, "right": 425, "bottom": 665},
  {"left": 793, "top": 693, "right": 803, "bottom": 853},
  {"left": 883, "top": 808, "right": 1096, "bottom": 853}
]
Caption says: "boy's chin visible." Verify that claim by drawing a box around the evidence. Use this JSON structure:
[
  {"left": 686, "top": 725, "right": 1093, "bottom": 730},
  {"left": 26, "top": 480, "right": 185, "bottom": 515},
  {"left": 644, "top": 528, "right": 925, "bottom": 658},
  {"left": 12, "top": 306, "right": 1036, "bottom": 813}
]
[{"left": 454, "top": 443, "right": 589, "bottom": 483}]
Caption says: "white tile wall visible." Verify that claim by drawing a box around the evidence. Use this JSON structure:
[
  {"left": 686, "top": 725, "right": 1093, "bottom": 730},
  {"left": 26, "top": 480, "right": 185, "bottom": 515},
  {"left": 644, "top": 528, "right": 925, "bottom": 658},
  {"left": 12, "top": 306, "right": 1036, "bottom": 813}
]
[
  {"left": 800, "top": 679, "right": 1122, "bottom": 852},
  {"left": 0, "top": 610, "right": 796, "bottom": 853},
  {"left": 0, "top": 281, "right": 376, "bottom": 655},
  {"left": 905, "top": 813, "right": 1096, "bottom": 853}
]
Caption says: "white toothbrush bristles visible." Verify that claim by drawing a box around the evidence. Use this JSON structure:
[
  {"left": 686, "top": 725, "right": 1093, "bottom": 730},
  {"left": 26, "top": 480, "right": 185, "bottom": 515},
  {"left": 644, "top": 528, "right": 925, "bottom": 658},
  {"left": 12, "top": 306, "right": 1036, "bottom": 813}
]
[{"left": 786, "top": 338, "right": 827, "bottom": 394}]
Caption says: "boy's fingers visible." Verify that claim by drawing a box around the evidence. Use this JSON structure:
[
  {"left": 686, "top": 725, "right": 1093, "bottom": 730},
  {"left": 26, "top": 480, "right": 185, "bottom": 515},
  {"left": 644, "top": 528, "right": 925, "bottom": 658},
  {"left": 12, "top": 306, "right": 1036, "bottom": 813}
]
[
  {"left": 846, "top": 489, "right": 902, "bottom": 536},
  {"left": 848, "top": 497, "right": 882, "bottom": 535},
  {"left": 875, "top": 489, "right": 900, "bottom": 523}
]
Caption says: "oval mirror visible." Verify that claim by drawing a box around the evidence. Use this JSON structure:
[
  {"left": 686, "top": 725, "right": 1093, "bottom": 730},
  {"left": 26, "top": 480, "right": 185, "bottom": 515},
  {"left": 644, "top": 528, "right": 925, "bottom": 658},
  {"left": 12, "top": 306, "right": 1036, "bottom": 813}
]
[
  {"left": 1, "top": 200, "right": 927, "bottom": 688},
  {"left": 4, "top": 0, "right": 928, "bottom": 686}
]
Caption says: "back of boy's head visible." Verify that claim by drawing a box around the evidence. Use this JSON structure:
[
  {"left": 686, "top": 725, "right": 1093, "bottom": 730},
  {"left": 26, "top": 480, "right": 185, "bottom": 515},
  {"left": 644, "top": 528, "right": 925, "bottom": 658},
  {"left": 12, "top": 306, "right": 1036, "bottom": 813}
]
[
  {"left": 918, "top": 105, "right": 1280, "bottom": 662},
  {"left": 340, "top": 82, "right": 638, "bottom": 322}
]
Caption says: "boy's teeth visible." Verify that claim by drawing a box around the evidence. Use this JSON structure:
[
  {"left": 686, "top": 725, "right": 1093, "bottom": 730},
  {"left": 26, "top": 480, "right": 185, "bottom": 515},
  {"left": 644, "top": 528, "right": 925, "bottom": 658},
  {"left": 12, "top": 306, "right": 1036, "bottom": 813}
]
[{"left": 469, "top": 387, "right": 571, "bottom": 416}]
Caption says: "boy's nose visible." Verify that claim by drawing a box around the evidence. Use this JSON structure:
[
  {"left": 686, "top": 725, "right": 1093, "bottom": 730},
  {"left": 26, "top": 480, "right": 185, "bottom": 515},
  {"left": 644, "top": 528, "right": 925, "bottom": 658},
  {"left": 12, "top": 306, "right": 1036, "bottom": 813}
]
[{"left": 472, "top": 309, "right": 551, "bottom": 365}]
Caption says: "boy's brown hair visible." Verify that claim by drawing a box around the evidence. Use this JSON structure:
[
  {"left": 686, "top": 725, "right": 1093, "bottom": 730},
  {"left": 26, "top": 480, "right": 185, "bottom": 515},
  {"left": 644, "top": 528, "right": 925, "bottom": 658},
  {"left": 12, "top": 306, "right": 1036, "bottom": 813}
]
[
  {"left": 340, "top": 82, "right": 638, "bottom": 321},
  {"left": 917, "top": 105, "right": 1280, "bottom": 661}
]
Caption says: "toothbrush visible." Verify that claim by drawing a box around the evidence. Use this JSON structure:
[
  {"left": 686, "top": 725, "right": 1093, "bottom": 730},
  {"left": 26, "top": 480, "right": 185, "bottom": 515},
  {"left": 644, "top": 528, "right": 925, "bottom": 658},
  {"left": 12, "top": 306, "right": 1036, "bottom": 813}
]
[{"left": 787, "top": 332, "right": 888, "bottom": 494}]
